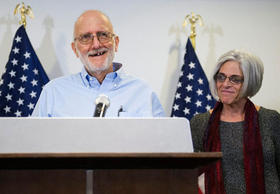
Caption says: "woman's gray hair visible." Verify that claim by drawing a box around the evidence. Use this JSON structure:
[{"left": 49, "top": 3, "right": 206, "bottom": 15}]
[{"left": 209, "top": 50, "right": 264, "bottom": 100}]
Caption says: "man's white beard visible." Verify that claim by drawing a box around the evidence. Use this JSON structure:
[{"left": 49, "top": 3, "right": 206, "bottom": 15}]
[{"left": 77, "top": 45, "right": 115, "bottom": 75}]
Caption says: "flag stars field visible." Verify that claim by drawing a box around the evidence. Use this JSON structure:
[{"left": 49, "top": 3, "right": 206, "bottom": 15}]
[
  {"left": 22, "top": 63, "right": 29, "bottom": 70},
  {"left": 8, "top": 82, "right": 15, "bottom": 89},
  {"left": 18, "top": 87, "right": 25, "bottom": 94},
  {"left": 196, "top": 89, "right": 203, "bottom": 96},
  {"left": 185, "top": 96, "right": 191, "bottom": 103},
  {"left": 14, "top": 110, "right": 22, "bottom": 117},
  {"left": 4, "top": 106, "right": 11, "bottom": 113},
  {"left": 27, "top": 103, "right": 35, "bottom": 110},
  {"left": 11, "top": 59, "right": 18, "bottom": 66},
  {"left": 186, "top": 84, "right": 192, "bottom": 92},
  {"left": 206, "top": 105, "right": 212, "bottom": 111},
  {"left": 20, "top": 75, "right": 27, "bottom": 82},
  {"left": 187, "top": 73, "right": 194, "bottom": 80},
  {"left": 12, "top": 47, "right": 19, "bottom": 54},
  {"left": 189, "top": 62, "right": 195, "bottom": 69},
  {"left": 179, "top": 71, "right": 183, "bottom": 77},
  {"left": 5, "top": 94, "right": 12, "bottom": 101},
  {"left": 183, "top": 108, "right": 190, "bottom": 115},
  {"left": 175, "top": 93, "right": 181, "bottom": 99},
  {"left": 198, "top": 78, "right": 204, "bottom": 84},
  {"left": 173, "top": 104, "right": 179, "bottom": 111},
  {"left": 16, "top": 98, "right": 24, "bottom": 106},
  {"left": 0, "top": 25, "right": 49, "bottom": 117},
  {"left": 177, "top": 82, "right": 182, "bottom": 88},
  {"left": 15, "top": 36, "right": 21, "bottom": 43},
  {"left": 31, "top": 79, "right": 38, "bottom": 86},
  {"left": 30, "top": 91, "right": 37, "bottom": 98},
  {"left": 171, "top": 38, "right": 216, "bottom": 120},
  {"left": 24, "top": 51, "right": 31, "bottom": 59},
  {"left": 195, "top": 100, "right": 202, "bottom": 107},
  {"left": 9, "top": 70, "right": 16, "bottom": 77},
  {"left": 206, "top": 94, "right": 212, "bottom": 101},
  {"left": 33, "top": 69, "right": 38, "bottom": 75}
]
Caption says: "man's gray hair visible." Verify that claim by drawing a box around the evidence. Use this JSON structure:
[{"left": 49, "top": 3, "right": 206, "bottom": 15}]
[{"left": 209, "top": 49, "right": 264, "bottom": 100}]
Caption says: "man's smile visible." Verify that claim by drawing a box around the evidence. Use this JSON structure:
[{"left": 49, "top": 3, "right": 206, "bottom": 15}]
[{"left": 88, "top": 48, "right": 108, "bottom": 57}]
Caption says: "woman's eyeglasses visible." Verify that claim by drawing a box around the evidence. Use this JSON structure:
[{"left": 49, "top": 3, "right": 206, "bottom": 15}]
[{"left": 214, "top": 73, "right": 244, "bottom": 84}]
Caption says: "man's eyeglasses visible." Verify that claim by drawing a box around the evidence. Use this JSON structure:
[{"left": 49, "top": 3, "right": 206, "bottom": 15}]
[
  {"left": 74, "top": 31, "right": 115, "bottom": 45},
  {"left": 214, "top": 73, "right": 244, "bottom": 84}
]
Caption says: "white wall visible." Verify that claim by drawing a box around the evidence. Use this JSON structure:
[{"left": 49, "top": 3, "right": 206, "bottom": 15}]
[{"left": 1, "top": 0, "right": 280, "bottom": 114}]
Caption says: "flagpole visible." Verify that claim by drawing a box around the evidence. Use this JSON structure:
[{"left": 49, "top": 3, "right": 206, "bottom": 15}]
[{"left": 183, "top": 12, "right": 203, "bottom": 50}]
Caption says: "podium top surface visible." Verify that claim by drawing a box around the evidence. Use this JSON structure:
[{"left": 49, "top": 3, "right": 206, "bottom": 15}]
[
  {"left": 0, "top": 152, "right": 222, "bottom": 170},
  {"left": 0, "top": 117, "right": 193, "bottom": 153}
]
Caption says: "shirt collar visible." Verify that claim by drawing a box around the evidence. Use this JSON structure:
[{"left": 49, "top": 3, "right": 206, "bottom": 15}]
[{"left": 80, "top": 63, "right": 123, "bottom": 88}]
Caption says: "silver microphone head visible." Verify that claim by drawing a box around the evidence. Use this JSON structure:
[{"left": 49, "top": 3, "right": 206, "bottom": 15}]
[
  {"left": 94, "top": 94, "right": 110, "bottom": 117},
  {"left": 95, "top": 94, "right": 110, "bottom": 107}
]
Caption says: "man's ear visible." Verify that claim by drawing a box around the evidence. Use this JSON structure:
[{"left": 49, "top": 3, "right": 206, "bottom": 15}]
[
  {"left": 71, "top": 42, "right": 79, "bottom": 57},
  {"left": 114, "top": 36, "right": 119, "bottom": 52}
]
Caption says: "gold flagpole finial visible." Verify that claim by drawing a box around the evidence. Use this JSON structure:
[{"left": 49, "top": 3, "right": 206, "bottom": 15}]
[
  {"left": 14, "top": 2, "right": 34, "bottom": 28},
  {"left": 183, "top": 12, "right": 203, "bottom": 50}
]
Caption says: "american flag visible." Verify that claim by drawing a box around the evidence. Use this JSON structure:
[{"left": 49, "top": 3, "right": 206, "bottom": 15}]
[
  {"left": 0, "top": 25, "right": 49, "bottom": 117},
  {"left": 171, "top": 38, "right": 216, "bottom": 120}
]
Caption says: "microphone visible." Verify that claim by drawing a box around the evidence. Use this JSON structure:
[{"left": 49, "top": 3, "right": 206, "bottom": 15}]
[{"left": 94, "top": 94, "right": 110, "bottom": 117}]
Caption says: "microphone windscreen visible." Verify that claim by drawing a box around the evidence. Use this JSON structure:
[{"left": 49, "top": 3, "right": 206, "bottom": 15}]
[
  {"left": 95, "top": 94, "right": 110, "bottom": 106},
  {"left": 94, "top": 94, "right": 110, "bottom": 117}
]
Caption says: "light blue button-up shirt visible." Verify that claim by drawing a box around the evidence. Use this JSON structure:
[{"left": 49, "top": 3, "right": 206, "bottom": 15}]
[{"left": 32, "top": 63, "right": 165, "bottom": 117}]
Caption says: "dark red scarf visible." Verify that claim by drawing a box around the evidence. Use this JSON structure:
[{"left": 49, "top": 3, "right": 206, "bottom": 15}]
[{"left": 203, "top": 98, "right": 265, "bottom": 194}]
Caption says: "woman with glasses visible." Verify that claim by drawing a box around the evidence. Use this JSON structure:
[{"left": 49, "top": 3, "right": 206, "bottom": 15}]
[{"left": 190, "top": 50, "right": 280, "bottom": 194}]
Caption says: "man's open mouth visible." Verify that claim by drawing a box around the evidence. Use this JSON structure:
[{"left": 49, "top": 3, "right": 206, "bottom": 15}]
[{"left": 89, "top": 50, "right": 107, "bottom": 57}]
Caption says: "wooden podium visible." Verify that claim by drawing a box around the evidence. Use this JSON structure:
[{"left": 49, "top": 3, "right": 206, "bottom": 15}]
[
  {"left": 0, "top": 152, "right": 221, "bottom": 194},
  {"left": 0, "top": 118, "right": 222, "bottom": 194}
]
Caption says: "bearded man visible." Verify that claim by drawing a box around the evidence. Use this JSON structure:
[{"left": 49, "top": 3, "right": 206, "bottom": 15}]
[{"left": 32, "top": 10, "right": 165, "bottom": 117}]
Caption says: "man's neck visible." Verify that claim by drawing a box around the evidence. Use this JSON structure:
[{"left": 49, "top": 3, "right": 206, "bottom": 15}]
[{"left": 89, "top": 65, "right": 114, "bottom": 84}]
